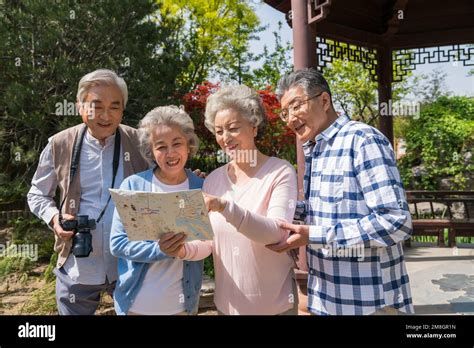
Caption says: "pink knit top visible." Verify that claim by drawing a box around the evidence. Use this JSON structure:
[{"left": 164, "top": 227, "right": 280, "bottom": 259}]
[{"left": 182, "top": 157, "right": 298, "bottom": 314}]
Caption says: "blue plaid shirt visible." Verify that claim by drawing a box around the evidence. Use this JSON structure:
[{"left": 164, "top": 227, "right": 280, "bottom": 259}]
[{"left": 297, "top": 115, "right": 414, "bottom": 315}]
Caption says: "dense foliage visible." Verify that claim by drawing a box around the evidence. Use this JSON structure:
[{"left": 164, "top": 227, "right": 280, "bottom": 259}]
[
  {"left": 399, "top": 96, "right": 474, "bottom": 190},
  {"left": 0, "top": 0, "right": 190, "bottom": 203}
]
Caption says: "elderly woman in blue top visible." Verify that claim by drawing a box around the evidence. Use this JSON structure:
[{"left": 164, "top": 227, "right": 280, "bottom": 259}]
[{"left": 110, "top": 106, "right": 204, "bottom": 315}]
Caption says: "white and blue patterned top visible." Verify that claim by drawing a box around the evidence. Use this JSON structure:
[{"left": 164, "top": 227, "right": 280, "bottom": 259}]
[{"left": 296, "top": 115, "right": 414, "bottom": 315}]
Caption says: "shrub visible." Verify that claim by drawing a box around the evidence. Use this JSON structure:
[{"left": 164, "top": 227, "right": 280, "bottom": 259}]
[
  {"left": 8, "top": 216, "right": 54, "bottom": 262},
  {"left": 399, "top": 96, "right": 474, "bottom": 190},
  {"left": 203, "top": 256, "right": 214, "bottom": 278}
]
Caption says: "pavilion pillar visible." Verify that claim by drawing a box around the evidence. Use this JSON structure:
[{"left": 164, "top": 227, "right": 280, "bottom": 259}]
[
  {"left": 377, "top": 45, "right": 394, "bottom": 146},
  {"left": 291, "top": 0, "right": 316, "bottom": 200},
  {"left": 290, "top": 0, "right": 316, "bottom": 315}
]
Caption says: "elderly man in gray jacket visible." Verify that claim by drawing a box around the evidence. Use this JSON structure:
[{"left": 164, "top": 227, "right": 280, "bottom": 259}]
[{"left": 28, "top": 69, "right": 149, "bottom": 315}]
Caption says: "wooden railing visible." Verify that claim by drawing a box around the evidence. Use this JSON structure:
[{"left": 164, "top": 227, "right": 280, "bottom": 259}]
[{"left": 406, "top": 191, "right": 474, "bottom": 247}]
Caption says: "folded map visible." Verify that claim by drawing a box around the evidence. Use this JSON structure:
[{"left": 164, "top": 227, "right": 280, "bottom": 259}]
[{"left": 109, "top": 188, "right": 214, "bottom": 241}]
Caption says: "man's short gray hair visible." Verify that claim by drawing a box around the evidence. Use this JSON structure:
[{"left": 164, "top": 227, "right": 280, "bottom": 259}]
[
  {"left": 276, "top": 68, "right": 332, "bottom": 101},
  {"left": 77, "top": 69, "right": 128, "bottom": 108},
  {"left": 204, "top": 85, "right": 267, "bottom": 139},
  {"left": 138, "top": 106, "right": 199, "bottom": 165}
]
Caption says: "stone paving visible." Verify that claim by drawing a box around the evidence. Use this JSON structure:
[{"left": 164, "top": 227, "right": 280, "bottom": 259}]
[{"left": 404, "top": 243, "right": 474, "bottom": 315}]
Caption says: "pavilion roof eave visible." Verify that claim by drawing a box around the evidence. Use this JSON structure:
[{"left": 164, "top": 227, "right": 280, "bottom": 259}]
[
  {"left": 264, "top": 0, "right": 474, "bottom": 50},
  {"left": 312, "top": 23, "right": 474, "bottom": 50},
  {"left": 389, "top": 28, "right": 474, "bottom": 49}
]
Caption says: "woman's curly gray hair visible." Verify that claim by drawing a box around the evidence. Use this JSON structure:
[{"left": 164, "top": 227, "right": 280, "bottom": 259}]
[
  {"left": 138, "top": 106, "right": 199, "bottom": 165},
  {"left": 204, "top": 85, "right": 267, "bottom": 140}
]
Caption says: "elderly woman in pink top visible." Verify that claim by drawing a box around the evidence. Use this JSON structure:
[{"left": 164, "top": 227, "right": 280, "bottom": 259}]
[{"left": 160, "top": 85, "right": 297, "bottom": 315}]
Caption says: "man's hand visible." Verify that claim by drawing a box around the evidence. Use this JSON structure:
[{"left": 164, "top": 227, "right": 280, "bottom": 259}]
[
  {"left": 51, "top": 213, "right": 75, "bottom": 241},
  {"left": 203, "top": 192, "right": 227, "bottom": 212},
  {"left": 193, "top": 169, "right": 207, "bottom": 179},
  {"left": 266, "top": 221, "right": 310, "bottom": 253},
  {"left": 159, "top": 232, "right": 186, "bottom": 258}
]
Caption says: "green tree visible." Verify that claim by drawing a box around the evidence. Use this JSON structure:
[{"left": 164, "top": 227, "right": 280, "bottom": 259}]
[
  {"left": 0, "top": 0, "right": 188, "bottom": 203},
  {"left": 323, "top": 58, "right": 379, "bottom": 124},
  {"left": 409, "top": 67, "right": 451, "bottom": 104},
  {"left": 246, "top": 21, "right": 293, "bottom": 90},
  {"left": 322, "top": 45, "right": 411, "bottom": 126},
  {"left": 399, "top": 96, "right": 474, "bottom": 190},
  {"left": 158, "top": 0, "right": 263, "bottom": 90}
]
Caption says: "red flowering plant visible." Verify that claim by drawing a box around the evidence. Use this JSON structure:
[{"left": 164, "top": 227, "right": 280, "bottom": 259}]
[
  {"left": 256, "top": 86, "right": 296, "bottom": 162},
  {"left": 182, "top": 82, "right": 296, "bottom": 173}
]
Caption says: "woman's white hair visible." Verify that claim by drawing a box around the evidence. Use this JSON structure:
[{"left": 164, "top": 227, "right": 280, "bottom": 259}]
[
  {"left": 204, "top": 85, "right": 267, "bottom": 139},
  {"left": 138, "top": 106, "right": 200, "bottom": 165},
  {"left": 77, "top": 69, "right": 128, "bottom": 108}
]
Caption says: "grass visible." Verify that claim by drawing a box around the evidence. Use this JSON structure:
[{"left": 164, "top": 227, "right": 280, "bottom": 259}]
[
  {"left": 19, "top": 280, "right": 57, "bottom": 315},
  {"left": 0, "top": 216, "right": 53, "bottom": 283},
  {"left": 0, "top": 255, "right": 34, "bottom": 284},
  {"left": 0, "top": 219, "right": 58, "bottom": 314},
  {"left": 409, "top": 228, "right": 474, "bottom": 245},
  {"left": 43, "top": 253, "right": 58, "bottom": 283},
  {"left": 18, "top": 253, "right": 58, "bottom": 314}
]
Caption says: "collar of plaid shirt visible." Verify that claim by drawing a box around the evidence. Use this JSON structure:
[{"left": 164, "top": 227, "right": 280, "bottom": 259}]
[
  {"left": 302, "top": 114, "right": 350, "bottom": 154},
  {"left": 302, "top": 115, "right": 350, "bottom": 200}
]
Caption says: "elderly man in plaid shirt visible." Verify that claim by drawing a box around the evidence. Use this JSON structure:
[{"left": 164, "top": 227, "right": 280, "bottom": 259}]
[{"left": 267, "top": 68, "right": 414, "bottom": 315}]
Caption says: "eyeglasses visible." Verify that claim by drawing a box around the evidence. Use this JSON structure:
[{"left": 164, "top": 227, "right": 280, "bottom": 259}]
[{"left": 279, "top": 91, "right": 324, "bottom": 122}]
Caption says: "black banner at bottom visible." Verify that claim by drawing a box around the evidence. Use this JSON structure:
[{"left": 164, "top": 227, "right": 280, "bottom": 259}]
[{"left": 0, "top": 315, "right": 472, "bottom": 346}]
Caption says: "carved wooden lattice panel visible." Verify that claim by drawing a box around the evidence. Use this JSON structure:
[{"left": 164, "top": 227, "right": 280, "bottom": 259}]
[
  {"left": 316, "top": 37, "right": 379, "bottom": 81},
  {"left": 393, "top": 45, "right": 474, "bottom": 82},
  {"left": 316, "top": 37, "right": 473, "bottom": 83}
]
